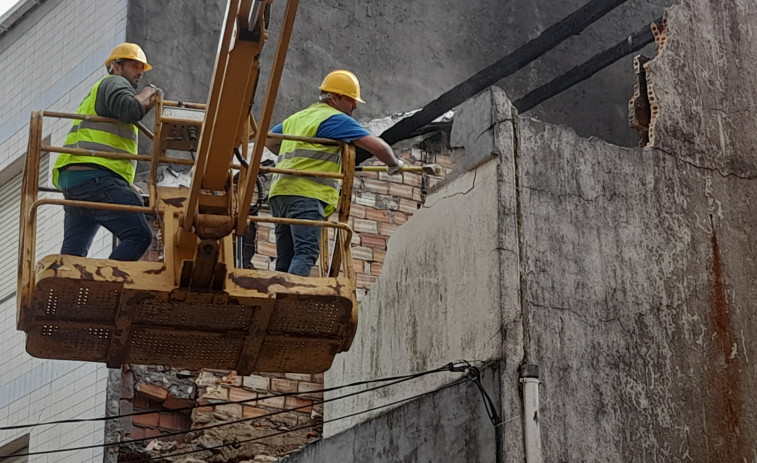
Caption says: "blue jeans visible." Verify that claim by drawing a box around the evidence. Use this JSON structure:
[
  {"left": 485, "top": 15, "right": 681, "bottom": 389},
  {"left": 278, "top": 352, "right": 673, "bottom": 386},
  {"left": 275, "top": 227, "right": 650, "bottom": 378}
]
[
  {"left": 269, "top": 195, "right": 325, "bottom": 276},
  {"left": 61, "top": 175, "right": 152, "bottom": 261}
]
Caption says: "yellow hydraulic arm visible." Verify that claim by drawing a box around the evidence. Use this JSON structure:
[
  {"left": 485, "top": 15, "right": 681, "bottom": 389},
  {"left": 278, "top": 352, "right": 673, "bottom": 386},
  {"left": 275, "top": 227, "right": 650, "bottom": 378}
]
[{"left": 16, "top": 0, "right": 359, "bottom": 375}]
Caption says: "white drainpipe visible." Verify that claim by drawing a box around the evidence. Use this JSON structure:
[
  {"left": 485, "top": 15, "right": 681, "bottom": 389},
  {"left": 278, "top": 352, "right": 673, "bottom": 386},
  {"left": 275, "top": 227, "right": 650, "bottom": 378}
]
[{"left": 520, "top": 364, "right": 543, "bottom": 463}]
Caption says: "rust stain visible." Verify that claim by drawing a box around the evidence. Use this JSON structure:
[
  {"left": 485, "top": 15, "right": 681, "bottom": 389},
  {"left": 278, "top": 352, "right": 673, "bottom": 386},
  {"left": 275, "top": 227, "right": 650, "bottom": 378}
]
[
  {"left": 705, "top": 227, "right": 745, "bottom": 461},
  {"left": 163, "top": 197, "right": 186, "bottom": 207},
  {"left": 230, "top": 274, "right": 318, "bottom": 292},
  {"left": 74, "top": 264, "right": 94, "bottom": 280},
  {"left": 110, "top": 267, "right": 133, "bottom": 283},
  {"left": 144, "top": 267, "right": 166, "bottom": 275}
]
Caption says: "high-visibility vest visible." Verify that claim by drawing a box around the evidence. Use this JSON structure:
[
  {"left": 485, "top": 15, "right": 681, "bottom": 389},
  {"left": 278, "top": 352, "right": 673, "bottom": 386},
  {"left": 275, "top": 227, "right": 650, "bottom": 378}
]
[
  {"left": 268, "top": 103, "right": 344, "bottom": 216},
  {"left": 52, "top": 76, "right": 139, "bottom": 188}
]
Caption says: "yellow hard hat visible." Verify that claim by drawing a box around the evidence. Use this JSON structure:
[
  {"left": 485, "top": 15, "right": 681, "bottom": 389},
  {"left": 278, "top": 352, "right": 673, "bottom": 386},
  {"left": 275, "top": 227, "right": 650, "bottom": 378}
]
[
  {"left": 319, "top": 70, "right": 365, "bottom": 103},
  {"left": 104, "top": 43, "right": 153, "bottom": 71}
]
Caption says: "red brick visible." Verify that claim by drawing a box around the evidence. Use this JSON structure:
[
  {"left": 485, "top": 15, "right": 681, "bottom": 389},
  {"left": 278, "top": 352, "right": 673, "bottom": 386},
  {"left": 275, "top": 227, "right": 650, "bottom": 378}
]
[
  {"left": 356, "top": 273, "right": 378, "bottom": 288},
  {"left": 369, "top": 262, "right": 384, "bottom": 275},
  {"left": 131, "top": 395, "right": 149, "bottom": 410},
  {"left": 163, "top": 396, "right": 194, "bottom": 410},
  {"left": 129, "top": 426, "right": 161, "bottom": 440},
  {"left": 412, "top": 187, "right": 423, "bottom": 202},
  {"left": 378, "top": 222, "right": 397, "bottom": 236},
  {"left": 271, "top": 378, "right": 298, "bottom": 393},
  {"left": 353, "top": 218, "right": 378, "bottom": 234},
  {"left": 362, "top": 178, "right": 390, "bottom": 194},
  {"left": 137, "top": 383, "right": 168, "bottom": 402},
  {"left": 258, "top": 395, "right": 286, "bottom": 409},
  {"left": 243, "top": 406, "right": 270, "bottom": 419},
  {"left": 389, "top": 183, "right": 415, "bottom": 200},
  {"left": 373, "top": 249, "right": 386, "bottom": 263},
  {"left": 297, "top": 381, "right": 323, "bottom": 399},
  {"left": 403, "top": 173, "right": 422, "bottom": 188},
  {"left": 390, "top": 211, "right": 409, "bottom": 225},
  {"left": 257, "top": 227, "right": 269, "bottom": 242},
  {"left": 435, "top": 154, "right": 454, "bottom": 168},
  {"left": 132, "top": 412, "right": 160, "bottom": 428},
  {"left": 251, "top": 254, "right": 272, "bottom": 270},
  {"left": 351, "top": 246, "right": 373, "bottom": 261},
  {"left": 352, "top": 259, "right": 365, "bottom": 274},
  {"left": 378, "top": 171, "right": 405, "bottom": 183},
  {"left": 365, "top": 207, "right": 391, "bottom": 223},
  {"left": 256, "top": 240, "right": 277, "bottom": 257},
  {"left": 229, "top": 387, "right": 258, "bottom": 404},
  {"left": 361, "top": 234, "right": 386, "bottom": 250},
  {"left": 398, "top": 198, "right": 420, "bottom": 214},
  {"left": 285, "top": 396, "right": 313, "bottom": 413},
  {"left": 349, "top": 203, "right": 366, "bottom": 219},
  {"left": 158, "top": 413, "right": 191, "bottom": 431}
]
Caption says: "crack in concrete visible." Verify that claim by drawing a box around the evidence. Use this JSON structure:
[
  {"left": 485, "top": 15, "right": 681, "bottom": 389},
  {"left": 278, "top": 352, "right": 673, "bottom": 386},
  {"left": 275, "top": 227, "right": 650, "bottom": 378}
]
[
  {"left": 528, "top": 300, "right": 621, "bottom": 327},
  {"left": 653, "top": 146, "right": 757, "bottom": 180},
  {"left": 520, "top": 185, "right": 621, "bottom": 204},
  {"left": 424, "top": 170, "right": 478, "bottom": 206}
]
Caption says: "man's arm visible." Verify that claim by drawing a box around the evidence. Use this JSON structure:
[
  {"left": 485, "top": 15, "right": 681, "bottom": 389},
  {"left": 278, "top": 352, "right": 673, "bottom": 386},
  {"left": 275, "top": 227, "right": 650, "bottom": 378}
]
[
  {"left": 96, "top": 76, "right": 161, "bottom": 123},
  {"left": 265, "top": 137, "right": 282, "bottom": 155},
  {"left": 353, "top": 135, "right": 401, "bottom": 168}
]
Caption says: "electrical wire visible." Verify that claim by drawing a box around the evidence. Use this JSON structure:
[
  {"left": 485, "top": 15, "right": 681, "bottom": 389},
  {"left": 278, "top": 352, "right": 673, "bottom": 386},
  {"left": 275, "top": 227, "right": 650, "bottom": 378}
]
[
  {"left": 0, "top": 363, "right": 470, "bottom": 432},
  {"left": 1, "top": 362, "right": 475, "bottom": 459},
  {"left": 134, "top": 377, "right": 474, "bottom": 462}
]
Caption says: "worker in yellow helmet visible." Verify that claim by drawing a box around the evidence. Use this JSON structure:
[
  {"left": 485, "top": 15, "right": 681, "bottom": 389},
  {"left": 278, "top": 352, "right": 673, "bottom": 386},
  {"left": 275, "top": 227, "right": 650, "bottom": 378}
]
[
  {"left": 265, "top": 70, "right": 404, "bottom": 276},
  {"left": 53, "top": 43, "right": 163, "bottom": 261}
]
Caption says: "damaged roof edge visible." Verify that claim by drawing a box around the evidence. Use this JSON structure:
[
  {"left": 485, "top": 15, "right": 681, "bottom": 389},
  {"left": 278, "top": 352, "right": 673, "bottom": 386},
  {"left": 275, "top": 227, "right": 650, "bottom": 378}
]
[{"left": 0, "top": 0, "right": 43, "bottom": 38}]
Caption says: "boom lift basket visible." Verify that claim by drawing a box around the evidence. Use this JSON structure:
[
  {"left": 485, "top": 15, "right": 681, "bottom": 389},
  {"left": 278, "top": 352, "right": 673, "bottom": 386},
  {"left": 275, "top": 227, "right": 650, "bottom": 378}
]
[{"left": 18, "top": 103, "right": 359, "bottom": 375}]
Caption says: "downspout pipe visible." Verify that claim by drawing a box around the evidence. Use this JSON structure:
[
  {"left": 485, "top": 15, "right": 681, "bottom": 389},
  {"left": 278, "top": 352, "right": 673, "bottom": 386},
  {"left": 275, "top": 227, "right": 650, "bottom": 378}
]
[{"left": 520, "top": 364, "right": 543, "bottom": 463}]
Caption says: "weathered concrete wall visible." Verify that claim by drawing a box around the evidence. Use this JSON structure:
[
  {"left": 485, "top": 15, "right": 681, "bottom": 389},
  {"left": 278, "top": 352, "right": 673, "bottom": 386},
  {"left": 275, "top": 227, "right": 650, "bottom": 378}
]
[
  {"left": 310, "top": 0, "right": 757, "bottom": 461},
  {"left": 127, "top": 0, "right": 675, "bottom": 147},
  {"left": 282, "top": 362, "right": 501, "bottom": 463}
]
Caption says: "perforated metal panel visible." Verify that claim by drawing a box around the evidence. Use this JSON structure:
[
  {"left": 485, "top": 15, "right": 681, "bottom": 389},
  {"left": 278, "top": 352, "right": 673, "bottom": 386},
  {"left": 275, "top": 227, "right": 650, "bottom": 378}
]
[
  {"left": 256, "top": 337, "right": 341, "bottom": 373},
  {"left": 133, "top": 297, "right": 256, "bottom": 330},
  {"left": 22, "top": 259, "right": 357, "bottom": 374},
  {"left": 127, "top": 328, "right": 244, "bottom": 369},
  {"left": 26, "top": 323, "right": 112, "bottom": 361},
  {"left": 269, "top": 295, "right": 352, "bottom": 336},
  {"left": 35, "top": 280, "right": 121, "bottom": 320}
]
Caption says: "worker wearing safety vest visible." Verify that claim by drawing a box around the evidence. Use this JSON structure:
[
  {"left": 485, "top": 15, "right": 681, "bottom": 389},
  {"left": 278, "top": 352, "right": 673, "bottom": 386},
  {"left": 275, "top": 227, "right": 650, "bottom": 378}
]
[
  {"left": 53, "top": 43, "right": 163, "bottom": 261},
  {"left": 265, "top": 70, "right": 404, "bottom": 276}
]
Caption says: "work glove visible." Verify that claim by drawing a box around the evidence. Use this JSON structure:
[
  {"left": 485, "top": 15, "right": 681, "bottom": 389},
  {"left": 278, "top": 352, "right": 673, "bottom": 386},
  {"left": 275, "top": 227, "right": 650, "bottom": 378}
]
[{"left": 387, "top": 159, "right": 405, "bottom": 175}]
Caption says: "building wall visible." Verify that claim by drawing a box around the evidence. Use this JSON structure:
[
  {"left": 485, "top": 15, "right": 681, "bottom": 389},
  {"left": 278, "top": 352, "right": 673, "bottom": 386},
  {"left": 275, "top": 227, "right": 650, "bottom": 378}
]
[
  {"left": 127, "top": 0, "right": 675, "bottom": 149},
  {"left": 310, "top": 1, "right": 757, "bottom": 461},
  {"left": 0, "top": 0, "right": 130, "bottom": 461}
]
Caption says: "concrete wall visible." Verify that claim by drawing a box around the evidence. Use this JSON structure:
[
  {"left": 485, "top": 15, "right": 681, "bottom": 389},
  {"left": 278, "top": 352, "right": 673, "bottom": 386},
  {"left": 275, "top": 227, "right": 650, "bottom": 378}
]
[
  {"left": 281, "top": 362, "right": 501, "bottom": 463},
  {"left": 310, "top": 0, "right": 757, "bottom": 461},
  {"left": 0, "top": 0, "right": 128, "bottom": 461},
  {"left": 128, "top": 0, "right": 675, "bottom": 148}
]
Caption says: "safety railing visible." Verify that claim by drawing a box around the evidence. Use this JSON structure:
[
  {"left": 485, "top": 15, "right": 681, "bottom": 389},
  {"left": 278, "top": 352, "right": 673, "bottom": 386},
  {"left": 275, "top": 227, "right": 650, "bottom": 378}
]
[{"left": 17, "top": 106, "right": 356, "bottom": 317}]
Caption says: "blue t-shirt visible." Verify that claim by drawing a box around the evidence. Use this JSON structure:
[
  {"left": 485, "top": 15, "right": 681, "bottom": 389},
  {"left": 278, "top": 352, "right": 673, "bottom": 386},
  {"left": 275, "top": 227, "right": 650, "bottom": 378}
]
[{"left": 271, "top": 113, "right": 370, "bottom": 142}]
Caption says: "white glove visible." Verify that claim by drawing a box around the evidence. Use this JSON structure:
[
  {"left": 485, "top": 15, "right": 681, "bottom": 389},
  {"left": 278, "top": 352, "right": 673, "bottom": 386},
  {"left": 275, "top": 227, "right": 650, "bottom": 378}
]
[{"left": 387, "top": 159, "right": 405, "bottom": 175}]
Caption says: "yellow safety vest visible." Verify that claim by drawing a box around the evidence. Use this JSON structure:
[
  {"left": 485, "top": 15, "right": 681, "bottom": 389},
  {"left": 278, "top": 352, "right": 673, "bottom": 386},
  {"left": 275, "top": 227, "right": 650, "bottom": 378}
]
[
  {"left": 268, "top": 103, "right": 344, "bottom": 216},
  {"left": 52, "top": 76, "right": 139, "bottom": 188}
]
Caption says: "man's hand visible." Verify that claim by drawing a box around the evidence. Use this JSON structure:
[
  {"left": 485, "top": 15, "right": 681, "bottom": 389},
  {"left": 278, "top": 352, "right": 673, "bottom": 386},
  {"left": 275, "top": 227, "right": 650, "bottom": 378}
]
[
  {"left": 387, "top": 159, "right": 405, "bottom": 175},
  {"left": 136, "top": 85, "right": 163, "bottom": 110},
  {"left": 130, "top": 183, "right": 145, "bottom": 195}
]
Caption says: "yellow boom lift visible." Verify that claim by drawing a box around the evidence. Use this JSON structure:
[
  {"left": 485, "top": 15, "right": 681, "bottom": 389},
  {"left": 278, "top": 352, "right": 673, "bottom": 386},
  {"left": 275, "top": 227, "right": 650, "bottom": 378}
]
[{"left": 16, "top": 0, "right": 360, "bottom": 375}]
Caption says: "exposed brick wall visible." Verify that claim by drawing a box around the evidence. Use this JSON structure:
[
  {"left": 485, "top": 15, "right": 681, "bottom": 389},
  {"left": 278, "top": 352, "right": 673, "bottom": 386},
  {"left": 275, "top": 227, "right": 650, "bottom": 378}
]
[{"left": 122, "top": 140, "right": 455, "bottom": 461}]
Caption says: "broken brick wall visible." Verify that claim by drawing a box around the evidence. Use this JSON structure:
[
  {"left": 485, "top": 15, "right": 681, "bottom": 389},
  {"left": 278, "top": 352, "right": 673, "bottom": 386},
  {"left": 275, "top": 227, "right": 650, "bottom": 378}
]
[{"left": 113, "top": 136, "right": 456, "bottom": 462}]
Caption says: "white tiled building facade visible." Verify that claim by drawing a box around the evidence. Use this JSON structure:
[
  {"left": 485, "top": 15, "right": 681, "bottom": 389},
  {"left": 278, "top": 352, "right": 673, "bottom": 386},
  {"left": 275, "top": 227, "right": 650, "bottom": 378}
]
[{"left": 0, "top": 1, "right": 129, "bottom": 461}]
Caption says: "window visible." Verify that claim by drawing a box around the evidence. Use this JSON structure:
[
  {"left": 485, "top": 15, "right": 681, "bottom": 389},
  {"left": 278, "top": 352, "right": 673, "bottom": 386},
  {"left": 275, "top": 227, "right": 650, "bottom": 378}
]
[{"left": 0, "top": 435, "right": 30, "bottom": 463}]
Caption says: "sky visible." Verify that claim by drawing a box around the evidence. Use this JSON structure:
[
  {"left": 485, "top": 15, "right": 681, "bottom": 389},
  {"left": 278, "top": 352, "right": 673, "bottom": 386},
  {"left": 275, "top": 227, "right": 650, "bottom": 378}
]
[{"left": 0, "top": 0, "right": 19, "bottom": 18}]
